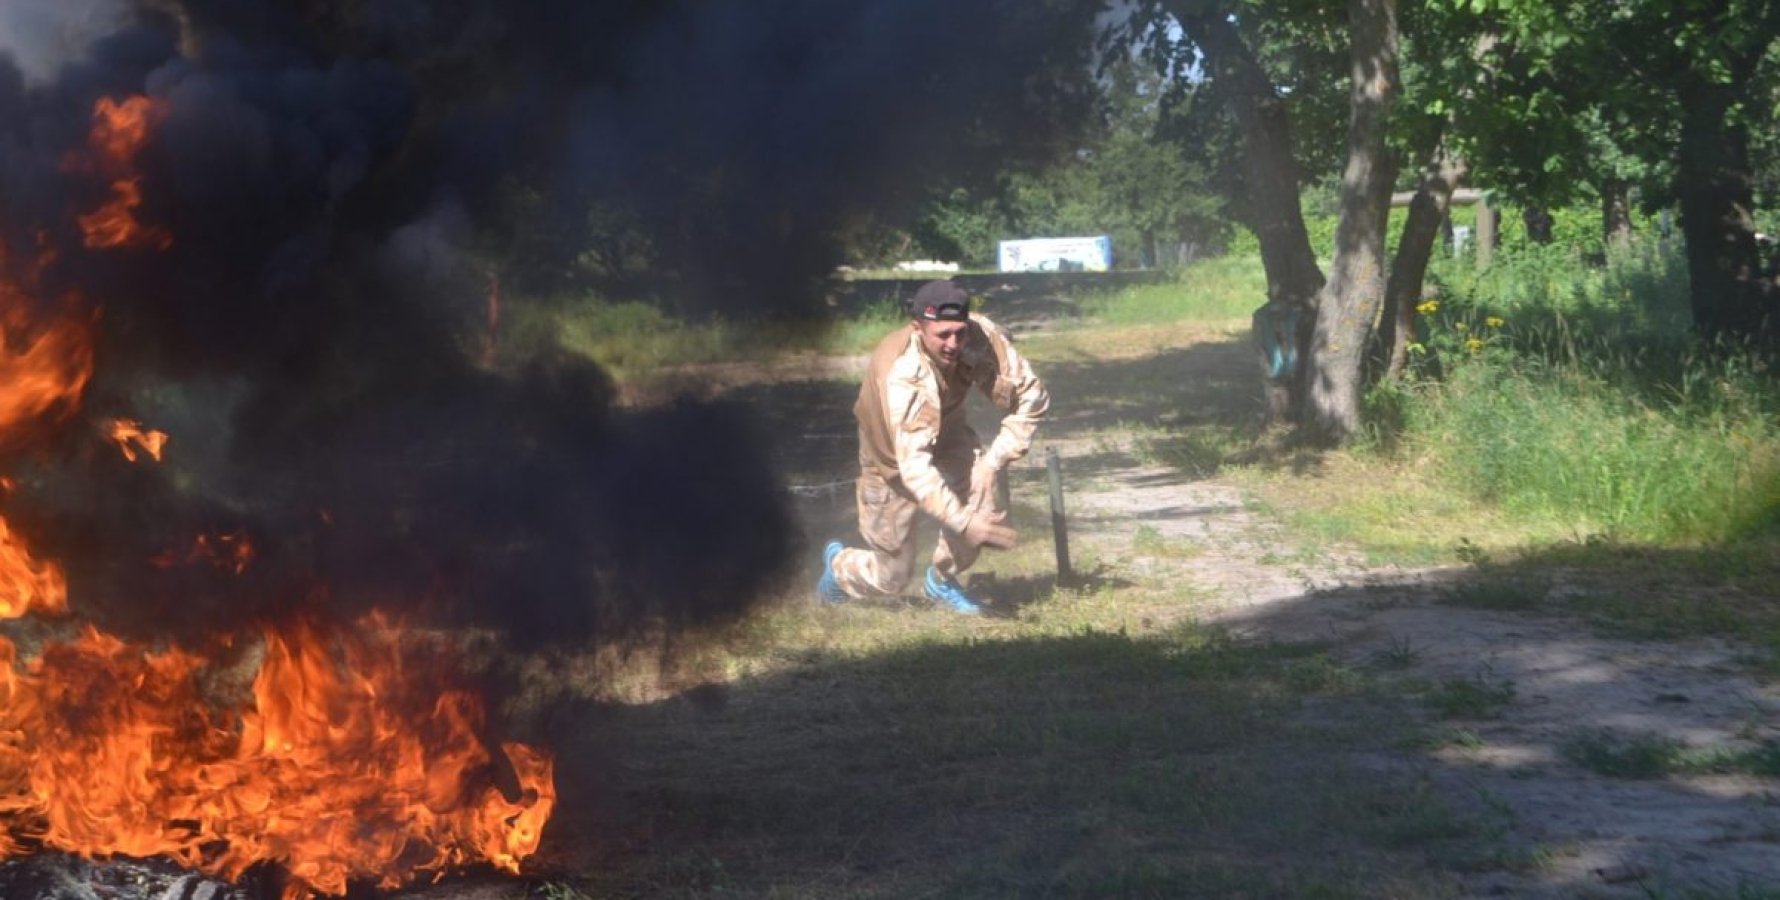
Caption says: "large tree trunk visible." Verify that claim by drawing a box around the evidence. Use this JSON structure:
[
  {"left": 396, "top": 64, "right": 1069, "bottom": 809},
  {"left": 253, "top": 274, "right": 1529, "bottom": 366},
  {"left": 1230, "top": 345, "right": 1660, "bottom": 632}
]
[
  {"left": 1305, "top": 0, "right": 1398, "bottom": 443},
  {"left": 1168, "top": 6, "right": 1324, "bottom": 427},
  {"left": 1380, "top": 140, "right": 1465, "bottom": 381},
  {"left": 1675, "top": 78, "right": 1777, "bottom": 340}
]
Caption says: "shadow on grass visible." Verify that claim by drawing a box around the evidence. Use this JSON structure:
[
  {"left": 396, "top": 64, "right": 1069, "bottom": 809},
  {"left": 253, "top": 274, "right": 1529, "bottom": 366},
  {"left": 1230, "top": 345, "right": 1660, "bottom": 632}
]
[
  {"left": 1038, "top": 338, "right": 1261, "bottom": 439},
  {"left": 969, "top": 565, "right": 1135, "bottom": 618},
  {"left": 528, "top": 623, "right": 1469, "bottom": 900},
  {"left": 512, "top": 539, "right": 1780, "bottom": 900}
]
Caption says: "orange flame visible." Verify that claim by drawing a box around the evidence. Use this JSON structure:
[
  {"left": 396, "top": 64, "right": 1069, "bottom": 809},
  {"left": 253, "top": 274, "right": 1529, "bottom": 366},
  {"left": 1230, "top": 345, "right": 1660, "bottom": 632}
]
[
  {"left": 109, "top": 418, "right": 169, "bottom": 463},
  {"left": 0, "top": 109, "right": 556, "bottom": 893},
  {"left": 0, "top": 241, "right": 87, "bottom": 621},
  {"left": 0, "top": 518, "right": 67, "bottom": 619},
  {"left": 0, "top": 617, "right": 555, "bottom": 898},
  {"left": 151, "top": 530, "right": 256, "bottom": 576},
  {"left": 0, "top": 245, "right": 95, "bottom": 442},
  {"left": 74, "top": 96, "right": 172, "bottom": 251}
]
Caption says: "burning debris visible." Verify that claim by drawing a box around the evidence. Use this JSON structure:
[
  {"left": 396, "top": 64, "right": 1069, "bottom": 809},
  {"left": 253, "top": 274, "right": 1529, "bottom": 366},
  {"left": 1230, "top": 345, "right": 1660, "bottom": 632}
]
[
  {"left": 0, "top": 2, "right": 801, "bottom": 896},
  {"left": 0, "top": 853, "right": 255, "bottom": 900},
  {"left": 0, "top": 99, "right": 567, "bottom": 895},
  {"left": 0, "top": 0, "right": 1107, "bottom": 893},
  {"left": 0, "top": 615, "right": 555, "bottom": 898}
]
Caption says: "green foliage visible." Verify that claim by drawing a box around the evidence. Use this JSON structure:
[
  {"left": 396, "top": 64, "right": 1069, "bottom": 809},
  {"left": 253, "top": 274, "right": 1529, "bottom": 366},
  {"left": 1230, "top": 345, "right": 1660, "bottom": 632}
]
[
  {"left": 1375, "top": 236, "right": 1780, "bottom": 544},
  {"left": 909, "top": 187, "right": 1009, "bottom": 267},
  {"left": 899, "top": 53, "right": 1230, "bottom": 269}
]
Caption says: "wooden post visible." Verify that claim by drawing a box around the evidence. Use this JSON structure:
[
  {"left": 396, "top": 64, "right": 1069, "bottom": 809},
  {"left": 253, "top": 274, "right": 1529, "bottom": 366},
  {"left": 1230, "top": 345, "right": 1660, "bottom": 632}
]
[
  {"left": 1475, "top": 195, "right": 1496, "bottom": 269},
  {"left": 1046, "top": 447, "right": 1072, "bottom": 587}
]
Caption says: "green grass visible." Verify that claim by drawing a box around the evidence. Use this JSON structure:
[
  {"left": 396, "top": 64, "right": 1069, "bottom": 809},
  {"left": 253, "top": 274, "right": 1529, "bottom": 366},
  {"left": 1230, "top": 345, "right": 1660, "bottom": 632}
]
[
  {"left": 508, "top": 553, "right": 1476, "bottom": 899},
  {"left": 1399, "top": 360, "right": 1780, "bottom": 544},
  {"left": 1561, "top": 729, "right": 1780, "bottom": 780},
  {"left": 1075, "top": 256, "right": 1267, "bottom": 325},
  {"left": 500, "top": 297, "right": 736, "bottom": 377},
  {"left": 1386, "top": 239, "right": 1780, "bottom": 546},
  {"left": 1441, "top": 577, "right": 1546, "bottom": 612},
  {"left": 819, "top": 294, "right": 910, "bottom": 355},
  {"left": 496, "top": 288, "right": 903, "bottom": 383},
  {"left": 1369, "top": 636, "right": 1421, "bottom": 670},
  {"left": 535, "top": 615, "right": 1471, "bottom": 898},
  {"left": 1424, "top": 675, "right": 1517, "bottom": 720},
  {"left": 1131, "top": 524, "right": 1204, "bottom": 559}
]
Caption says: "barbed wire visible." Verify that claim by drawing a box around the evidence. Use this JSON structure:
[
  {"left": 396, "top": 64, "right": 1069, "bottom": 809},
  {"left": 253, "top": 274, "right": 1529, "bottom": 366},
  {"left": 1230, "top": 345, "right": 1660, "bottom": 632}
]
[{"left": 786, "top": 478, "right": 854, "bottom": 498}]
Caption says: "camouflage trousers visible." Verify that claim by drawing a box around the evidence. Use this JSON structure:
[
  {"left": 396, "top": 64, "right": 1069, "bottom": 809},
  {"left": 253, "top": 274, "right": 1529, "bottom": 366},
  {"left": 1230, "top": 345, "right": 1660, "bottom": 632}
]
[{"left": 830, "top": 451, "right": 996, "bottom": 599}]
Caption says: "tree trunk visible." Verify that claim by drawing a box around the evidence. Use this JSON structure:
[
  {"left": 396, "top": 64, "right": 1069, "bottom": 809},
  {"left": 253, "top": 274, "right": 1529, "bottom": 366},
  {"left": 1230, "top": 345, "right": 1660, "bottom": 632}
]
[
  {"left": 1601, "top": 177, "right": 1632, "bottom": 250},
  {"left": 1168, "top": 6, "right": 1324, "bottom": 427},
  {"left": 1380, "top": 140, "right": 1465, "bottom": 381},
  {"left": 1675, "top": 78, "right": 1777, "bottom": 340},
  {"left": 1304, "top": 0, "right": 1398, "bottom": 444}
]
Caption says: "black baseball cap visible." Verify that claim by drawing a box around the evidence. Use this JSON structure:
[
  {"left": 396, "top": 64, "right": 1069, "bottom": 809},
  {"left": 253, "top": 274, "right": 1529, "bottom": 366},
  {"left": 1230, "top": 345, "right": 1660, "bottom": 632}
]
[{"left": 910, "top": 281, "right": 970, "bottom": 322}]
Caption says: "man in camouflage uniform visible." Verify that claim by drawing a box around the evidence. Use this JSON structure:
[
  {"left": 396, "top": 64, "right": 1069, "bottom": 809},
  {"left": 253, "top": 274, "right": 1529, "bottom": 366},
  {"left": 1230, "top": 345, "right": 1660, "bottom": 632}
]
[{"left": 817, "top": 280, "right": 1049, "bottom": 614}]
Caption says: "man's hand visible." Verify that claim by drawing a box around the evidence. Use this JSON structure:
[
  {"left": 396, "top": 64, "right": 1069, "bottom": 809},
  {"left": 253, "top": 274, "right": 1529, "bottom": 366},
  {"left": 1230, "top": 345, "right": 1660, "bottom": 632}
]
[
  {"left": 962, "top": 509, "right": 1017, "bottom": 549},
  {"left": 968, "top": 458, "right": 1000, "bottom": 512}
]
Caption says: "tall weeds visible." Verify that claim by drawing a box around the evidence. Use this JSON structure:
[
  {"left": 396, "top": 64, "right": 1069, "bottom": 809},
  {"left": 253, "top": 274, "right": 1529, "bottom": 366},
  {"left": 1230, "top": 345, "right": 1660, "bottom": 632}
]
[{"left": 1382, "top": 240, "right": 1780, "bottom": 543}]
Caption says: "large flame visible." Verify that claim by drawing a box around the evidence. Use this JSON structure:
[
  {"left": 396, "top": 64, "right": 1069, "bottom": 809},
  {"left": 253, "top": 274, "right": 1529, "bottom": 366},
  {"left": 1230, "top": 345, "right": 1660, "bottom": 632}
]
[
  {"left": 0, "top": 95, "right": 556, "bottom": 897},
  {"left": 0, "top": 242, "right": 94, "bottom": 443},
  {"left": 0, "top": 618, "right": 555, "bottom": 898},
  {"left": 0, "top": 240, "right": 85, "bottom": 619},
  {"left": 0, "top": 516, "right": 67, "bottom": 619}
]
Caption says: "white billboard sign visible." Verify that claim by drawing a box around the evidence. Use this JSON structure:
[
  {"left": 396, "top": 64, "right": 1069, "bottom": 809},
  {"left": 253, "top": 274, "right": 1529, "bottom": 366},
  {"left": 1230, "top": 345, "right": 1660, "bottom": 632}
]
[{"left": 996, "top": 236, "right": 1113, "bottom": 273}]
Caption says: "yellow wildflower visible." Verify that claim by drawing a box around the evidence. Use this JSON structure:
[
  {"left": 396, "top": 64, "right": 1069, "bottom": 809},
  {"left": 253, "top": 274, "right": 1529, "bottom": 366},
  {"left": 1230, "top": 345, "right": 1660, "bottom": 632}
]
[
  {"left": 1485, "top": 316, "right": 1504, "bottom": 328},
  {"left": 1465, "top": 338, "right": 1484, "bottom": 353},
  {"left": 1415, "top": 299, "right": 1439, "bottom": 315}
]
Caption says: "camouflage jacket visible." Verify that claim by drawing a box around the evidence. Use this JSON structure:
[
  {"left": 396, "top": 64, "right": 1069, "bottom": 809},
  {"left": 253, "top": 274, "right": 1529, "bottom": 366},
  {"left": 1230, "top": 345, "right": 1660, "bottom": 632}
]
[{"left": 854, "top": 313, "right": 1049, "bottom": 533}]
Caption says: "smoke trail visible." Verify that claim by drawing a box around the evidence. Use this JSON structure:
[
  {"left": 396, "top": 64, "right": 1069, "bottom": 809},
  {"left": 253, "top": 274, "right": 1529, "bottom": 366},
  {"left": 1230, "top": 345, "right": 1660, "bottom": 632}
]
[{"left": 0, "top": 0, "right": 1101, "bottom": 647}]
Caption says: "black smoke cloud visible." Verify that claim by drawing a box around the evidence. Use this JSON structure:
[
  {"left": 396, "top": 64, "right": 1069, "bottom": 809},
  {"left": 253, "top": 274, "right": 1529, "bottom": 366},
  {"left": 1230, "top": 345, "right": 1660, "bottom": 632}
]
[{"left": 0, "top": 0, "right": 1101, "bottom": 647}]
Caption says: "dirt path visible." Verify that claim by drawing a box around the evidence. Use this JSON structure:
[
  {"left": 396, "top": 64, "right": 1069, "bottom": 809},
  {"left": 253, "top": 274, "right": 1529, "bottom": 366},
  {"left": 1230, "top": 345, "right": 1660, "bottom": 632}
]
[
  {"left": 1056, "top": 448, "right": 1780, "bottom": 898},
  {"left": 720, "top": 296, "right": 1780, "bottom": 897}
]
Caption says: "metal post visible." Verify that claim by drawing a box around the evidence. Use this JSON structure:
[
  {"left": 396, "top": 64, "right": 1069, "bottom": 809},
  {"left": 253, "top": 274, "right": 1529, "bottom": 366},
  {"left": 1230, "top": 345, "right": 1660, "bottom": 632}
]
[{"left": 1046, "top": 446, "right": 1072, "bottom": 586}]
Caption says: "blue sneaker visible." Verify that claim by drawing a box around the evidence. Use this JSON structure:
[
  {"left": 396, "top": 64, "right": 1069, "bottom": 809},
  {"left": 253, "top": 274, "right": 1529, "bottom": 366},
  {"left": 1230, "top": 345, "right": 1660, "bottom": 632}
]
[
  {"left": 816, "top": 541, "right": 848, "bottom": 604},
  {"left": 923, "top": 567, "right": 983, "bottom": 615}
]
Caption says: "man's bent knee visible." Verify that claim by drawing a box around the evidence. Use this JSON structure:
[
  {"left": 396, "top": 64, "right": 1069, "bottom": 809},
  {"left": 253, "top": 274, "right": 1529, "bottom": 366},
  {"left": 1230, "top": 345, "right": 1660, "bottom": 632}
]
[{"left": 834, "top": 546, "right": 918, "bottom": 597}]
